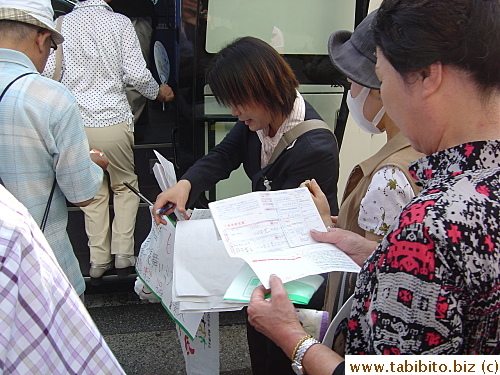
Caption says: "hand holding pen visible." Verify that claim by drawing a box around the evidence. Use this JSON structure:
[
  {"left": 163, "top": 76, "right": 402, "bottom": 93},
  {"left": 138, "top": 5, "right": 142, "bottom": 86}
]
[
  {"left": 155, "top": 203, "right": 174, "bottom": 215},
  {"left": 123, "top": 181, "right": 174, "bottom": 216},
  {"left": 152, "top": 180, "right": 192, "bottom": 225}
]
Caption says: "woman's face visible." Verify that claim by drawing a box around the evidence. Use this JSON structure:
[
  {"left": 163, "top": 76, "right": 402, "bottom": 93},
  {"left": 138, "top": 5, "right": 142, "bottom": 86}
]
[
  {"left": 230, "top": 102, "right": 275, "bottom": 132},
  {"left": 348, "top": 79, "right": 384, "bottom": 123},
  {"left": 375, "top": 49, "right": 425, "bottom": 151}
]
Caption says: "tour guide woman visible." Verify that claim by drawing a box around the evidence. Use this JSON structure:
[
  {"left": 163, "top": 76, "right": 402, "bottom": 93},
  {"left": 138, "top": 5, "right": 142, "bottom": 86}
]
[{"left": 153, "top": 36, "right": 340, "bottom": 374}]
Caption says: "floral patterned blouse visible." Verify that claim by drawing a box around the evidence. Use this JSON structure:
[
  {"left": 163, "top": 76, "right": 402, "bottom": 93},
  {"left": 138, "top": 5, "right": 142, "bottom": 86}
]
[{"left": 358, "top": 166, "right": 416, "bottom": 235}]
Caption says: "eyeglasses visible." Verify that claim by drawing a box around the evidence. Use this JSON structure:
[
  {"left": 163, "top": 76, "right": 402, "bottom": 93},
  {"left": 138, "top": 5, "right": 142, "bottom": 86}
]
[{"left": 49, "top": 35, "right": 58, "bottom": 52}]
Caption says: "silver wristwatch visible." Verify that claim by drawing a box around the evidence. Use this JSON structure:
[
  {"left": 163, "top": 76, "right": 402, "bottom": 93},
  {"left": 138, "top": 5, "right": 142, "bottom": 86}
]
[{"left": 291, "top": 337, "right": 320, "bottom": 375}]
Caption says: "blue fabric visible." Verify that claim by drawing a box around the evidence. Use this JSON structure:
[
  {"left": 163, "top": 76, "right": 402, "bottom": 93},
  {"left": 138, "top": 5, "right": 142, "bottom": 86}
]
[{"left": 0, "top": 48, "right": 103, "bottom": 295}]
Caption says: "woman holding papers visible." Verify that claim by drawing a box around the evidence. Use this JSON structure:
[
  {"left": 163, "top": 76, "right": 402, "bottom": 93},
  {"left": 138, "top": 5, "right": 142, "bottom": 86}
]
[
  {"left": 153, "top": 36, "right": 340, "bottom": 374},
  {"left": 153, "top": 36, "right": 339, "bottom": 224},
  {"left": 248, "top": 0, "right": 500, "bottom": 372}
]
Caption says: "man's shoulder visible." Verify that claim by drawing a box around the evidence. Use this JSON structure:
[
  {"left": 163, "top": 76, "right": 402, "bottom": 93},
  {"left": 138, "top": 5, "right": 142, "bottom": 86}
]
[{"left": 24, "top": 73, "right": 69, "bottom": 92}]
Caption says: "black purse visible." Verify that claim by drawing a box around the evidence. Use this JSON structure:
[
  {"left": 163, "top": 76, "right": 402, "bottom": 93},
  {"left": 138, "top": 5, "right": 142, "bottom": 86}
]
[{"left": 1, "top": 72, "right": 55, "bottom": 232}]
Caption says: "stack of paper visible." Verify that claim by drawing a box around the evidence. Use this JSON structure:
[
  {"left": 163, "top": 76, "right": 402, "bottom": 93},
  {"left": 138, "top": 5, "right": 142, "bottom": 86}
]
[
  {"left": 172, "top": 218, "right": 247, "bottom": 312},
  {"left": 141, "top": 151, "right": 359, "bottom": 319}
]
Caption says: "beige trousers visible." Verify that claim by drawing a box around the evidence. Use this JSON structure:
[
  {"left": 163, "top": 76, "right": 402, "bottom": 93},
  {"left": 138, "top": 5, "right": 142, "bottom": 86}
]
[{"left": 82, "top": 121, "right": 139, "bottom": 265}]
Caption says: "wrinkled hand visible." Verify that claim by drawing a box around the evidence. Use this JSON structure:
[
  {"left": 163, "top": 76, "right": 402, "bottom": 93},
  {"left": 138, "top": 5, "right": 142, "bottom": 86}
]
[
  {"left": 157, "top": 84, "right": 174, "bottom": 102},
  {"left": 311, "top": 228, "right": 377, "bottom": 267},
  {"left": 152, "top": 179, "right": 191, "bottom": 225},
  {"left": 300, "top": 178, "right": 332, "bottom": 226},
  {"left": 248, "top": 275, "right": 307, "bottom": 358},
  {"left": 89, "top": 152, "right": 109, "bottom": 171}
]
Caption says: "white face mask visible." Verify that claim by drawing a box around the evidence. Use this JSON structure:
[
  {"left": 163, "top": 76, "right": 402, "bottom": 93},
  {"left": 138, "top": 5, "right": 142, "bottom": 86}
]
[{"left": 346, "top": 87, "right": 386, "bottom": 134}]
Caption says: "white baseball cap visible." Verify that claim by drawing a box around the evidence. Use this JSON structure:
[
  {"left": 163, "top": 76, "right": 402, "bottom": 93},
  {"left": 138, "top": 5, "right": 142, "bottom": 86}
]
[{"left": 0, "top": 0, "right": 64, "bottom": 44}]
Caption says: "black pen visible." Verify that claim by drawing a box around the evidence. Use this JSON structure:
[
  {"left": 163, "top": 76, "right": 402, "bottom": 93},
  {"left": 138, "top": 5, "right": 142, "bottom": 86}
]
[
  {"left": 123, "top": 181, "right": 154, "bottom": 206},
  {"left": 123, "top": 181, "right": 174, "bottom": 215}
]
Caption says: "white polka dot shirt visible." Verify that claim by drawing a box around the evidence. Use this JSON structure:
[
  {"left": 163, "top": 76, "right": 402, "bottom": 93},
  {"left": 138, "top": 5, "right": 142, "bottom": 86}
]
[{"left": 43, "top": 0, "right": 159, "bottom": 127}]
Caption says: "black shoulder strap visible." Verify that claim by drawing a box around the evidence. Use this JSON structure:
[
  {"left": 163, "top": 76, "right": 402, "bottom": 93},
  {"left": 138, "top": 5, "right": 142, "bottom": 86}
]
[
  {"left": 0, "top": 72, "right": 36, "bottom": 102},
  {"left": 0, "top": 72, "right": 55, "bottom": 232}
]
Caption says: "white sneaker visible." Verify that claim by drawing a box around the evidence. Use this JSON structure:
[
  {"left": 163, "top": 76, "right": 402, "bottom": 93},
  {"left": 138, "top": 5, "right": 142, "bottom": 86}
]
[
  {"left": 89, "top": 262, "right": 113, "bottom": 283},
  {"left": 115, "top": 254, "right": 136, "bottom": 277}
]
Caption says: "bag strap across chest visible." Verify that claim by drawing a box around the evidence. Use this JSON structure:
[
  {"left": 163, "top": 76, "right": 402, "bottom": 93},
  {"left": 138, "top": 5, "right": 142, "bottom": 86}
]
[{"left": 268, "top": 119, "right": 333, "bottom": 165}]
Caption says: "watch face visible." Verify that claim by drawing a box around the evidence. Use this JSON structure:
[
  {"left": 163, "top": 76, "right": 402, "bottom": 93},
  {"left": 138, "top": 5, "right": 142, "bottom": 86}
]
[{"left": 292, "top": 362, "right": 303, "bottom": 375}]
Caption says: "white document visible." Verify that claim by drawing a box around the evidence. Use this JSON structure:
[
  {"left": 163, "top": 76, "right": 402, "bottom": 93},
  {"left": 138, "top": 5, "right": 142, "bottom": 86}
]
[
  {"left": 189, "top": 208, "right": 212, "bottom": 220},
  {"left": 152, "top": 150, "right": 185, "bottom": 221},
  {"left": 179, "top": 301, "right": 245, "bottom": 313},
  {"left": 152, "top": 162, "right": 168, "bottom": 191},
  {"left": 136, "top": 215, "right": 203, "bottom": 338},
  {"left": 154, "top": 149, "right": 177, "bottom": 188},
  {"left": 173, "top": 219, "right": 246, "bottom": 312},
  {"left": 209, "top": 188, "right": 360, "bottom": 288}
]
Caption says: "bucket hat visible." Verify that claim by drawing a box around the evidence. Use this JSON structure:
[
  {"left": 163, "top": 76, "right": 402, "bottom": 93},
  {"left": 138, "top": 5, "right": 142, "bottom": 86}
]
[
  {"left": 328, "top": 10, "right": 379, "bottom": 89},
  {"left": 0, "top": 0, "right": 64, "bottom": 44}
]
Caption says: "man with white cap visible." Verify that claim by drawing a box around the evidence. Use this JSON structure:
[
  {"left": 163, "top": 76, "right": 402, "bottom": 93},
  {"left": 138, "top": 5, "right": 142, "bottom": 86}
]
[{"left": 0, "top": 0, "right": 107, "bottom": 298}]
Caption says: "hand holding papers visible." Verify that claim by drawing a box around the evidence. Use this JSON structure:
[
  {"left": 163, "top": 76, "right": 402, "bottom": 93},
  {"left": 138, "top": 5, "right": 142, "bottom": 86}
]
[
  {"left": 223, "top": 263, "right": 324, "bottom": 305},
  {"left": 152, "top": 150, "right": 185, "bottom": 221},
  {"left": 209, "top": 188, "right": 360, "bottom": 288}
]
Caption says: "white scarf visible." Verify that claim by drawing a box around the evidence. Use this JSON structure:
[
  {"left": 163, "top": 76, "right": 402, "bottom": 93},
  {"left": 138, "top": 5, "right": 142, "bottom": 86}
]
[{"left": 257, "top": 91, "right": 306, "bottom": 168}]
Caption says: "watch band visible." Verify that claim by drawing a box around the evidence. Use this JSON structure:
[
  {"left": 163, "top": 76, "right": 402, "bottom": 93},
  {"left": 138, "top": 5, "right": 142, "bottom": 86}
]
[
  {"left": 291, "top": 335, "right": 313, "bottom": 362},
  {"left": 291, "top": 337, "right": 320, "bottom": 375}
]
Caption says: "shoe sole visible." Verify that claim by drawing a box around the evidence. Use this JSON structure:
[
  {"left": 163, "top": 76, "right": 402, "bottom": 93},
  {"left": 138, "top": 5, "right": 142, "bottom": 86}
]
[
  {"left": 116, "top": 266, "right": 134, "bottom": 277},
  {"left": 90, "top": 276, "right": 103, "bottom": 286}
]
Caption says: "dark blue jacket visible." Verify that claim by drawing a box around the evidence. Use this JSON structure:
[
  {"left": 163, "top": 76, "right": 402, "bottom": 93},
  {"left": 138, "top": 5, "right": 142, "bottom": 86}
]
[{"left": 182, "top": 102, "right": 340, "bottom": 214}]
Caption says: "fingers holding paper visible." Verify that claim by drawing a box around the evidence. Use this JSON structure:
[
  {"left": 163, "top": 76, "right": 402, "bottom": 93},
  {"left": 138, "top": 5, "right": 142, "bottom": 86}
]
[
  {"left": 248, "top": 275, "right": 307, "bottom": 356},
  {"left": 152, "top": 179, "right": 191, "bottom": 225},
  {"left": 310, "top": 228, "right": 377, "bottom": 267},
  {"left": 300, "top": 179, "right": 333, "bottom": 227}
]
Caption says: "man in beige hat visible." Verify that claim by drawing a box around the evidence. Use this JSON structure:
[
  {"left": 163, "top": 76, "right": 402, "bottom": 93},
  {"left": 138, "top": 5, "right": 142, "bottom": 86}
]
[{"left": 0, "top": 0, "right": 108, "bottom": 298}]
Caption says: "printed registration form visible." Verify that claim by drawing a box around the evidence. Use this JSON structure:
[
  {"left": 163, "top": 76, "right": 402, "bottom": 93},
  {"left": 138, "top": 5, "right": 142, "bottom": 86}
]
[{"left": 209, "top": 187, "right": 360, "bottom": 288}]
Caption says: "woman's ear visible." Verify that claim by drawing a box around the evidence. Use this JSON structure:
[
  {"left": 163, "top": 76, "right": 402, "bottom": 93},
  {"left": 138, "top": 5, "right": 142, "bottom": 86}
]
[{"left": 420, "top": 62, "right": 443, "bottom": 99}]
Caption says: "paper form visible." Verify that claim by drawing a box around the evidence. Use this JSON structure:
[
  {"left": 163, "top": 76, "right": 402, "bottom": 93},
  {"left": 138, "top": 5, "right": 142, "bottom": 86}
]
[
  {"left": 154, "top": 150, "right": 177, "bottom": 189},
  {"left": 152, "top": 149, "right": 185, "bottom": 221},
  {"left": 209, "top": 188, "right": 360, "bottom": 288},
  {"left": 136, "top": 215, "right": 203, "bottom": 339},
  {"left": 189, "top": 208, "right": 212, "bottom": 220}
]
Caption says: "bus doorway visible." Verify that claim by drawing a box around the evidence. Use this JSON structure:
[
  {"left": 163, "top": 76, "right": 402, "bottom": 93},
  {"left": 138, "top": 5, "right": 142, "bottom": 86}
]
[{"left": 66, "top": 0, "right": 370, "bottom": 278}]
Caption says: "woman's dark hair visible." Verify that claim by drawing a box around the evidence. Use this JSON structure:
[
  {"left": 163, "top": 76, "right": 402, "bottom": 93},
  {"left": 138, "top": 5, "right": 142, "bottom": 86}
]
[
  {"left": 373, "top": 0, "right": 500, "bottom": 95},
  {"left": 206, "top": 36, "right": 299, "bottom": 119}
]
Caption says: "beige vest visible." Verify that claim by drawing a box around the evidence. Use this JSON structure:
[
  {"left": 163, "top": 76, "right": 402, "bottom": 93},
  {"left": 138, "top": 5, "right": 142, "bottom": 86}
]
[{"left": 324, "top": 132, "right": 424, "bottom": 319}]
